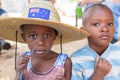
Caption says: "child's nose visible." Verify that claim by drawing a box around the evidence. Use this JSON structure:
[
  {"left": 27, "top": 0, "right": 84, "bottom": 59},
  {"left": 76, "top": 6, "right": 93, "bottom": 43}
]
[
  {"left": 100, "top": 25, "right": 109, "bottom": 32},
  {"left": 37, "top": 37, "right": 45, "bottom": 46}
]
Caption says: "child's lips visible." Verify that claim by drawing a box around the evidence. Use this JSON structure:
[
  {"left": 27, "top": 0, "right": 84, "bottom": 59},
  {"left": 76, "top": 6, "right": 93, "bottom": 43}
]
[
  {"left": 35, "top": 50, "right": 46, "bottom": 54},
  {"left": 99, "top": 35, "right": 110, "bottom": 39}
]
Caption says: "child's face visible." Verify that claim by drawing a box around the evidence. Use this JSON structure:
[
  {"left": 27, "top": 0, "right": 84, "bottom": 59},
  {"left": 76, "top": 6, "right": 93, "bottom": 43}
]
[
  {"left": 84, "top": 7, "right": 114, "bottom": 47},
  {"left": 21, "top": 25, "right": 57, "bottom": 56}
]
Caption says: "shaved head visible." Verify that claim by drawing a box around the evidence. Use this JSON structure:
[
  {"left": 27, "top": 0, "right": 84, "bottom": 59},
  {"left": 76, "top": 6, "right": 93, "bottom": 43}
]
[{"left": 82, "top": 4, "right": 113, "bottom": 27}]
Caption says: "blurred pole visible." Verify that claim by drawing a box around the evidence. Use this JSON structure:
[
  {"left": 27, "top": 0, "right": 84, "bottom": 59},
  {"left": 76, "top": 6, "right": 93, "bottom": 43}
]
[{"left": 75, "top": 3, "right": 82, "bottom": 27}]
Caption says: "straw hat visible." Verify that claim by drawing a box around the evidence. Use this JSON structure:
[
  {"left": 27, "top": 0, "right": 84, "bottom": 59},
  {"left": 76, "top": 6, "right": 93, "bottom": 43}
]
[{"left": 0, "top": 0, "right": 88, "bottom": 44}]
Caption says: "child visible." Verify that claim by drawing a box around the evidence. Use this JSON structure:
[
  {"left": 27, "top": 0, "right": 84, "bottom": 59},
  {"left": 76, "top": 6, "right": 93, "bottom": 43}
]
[
  {"left": 78, "top": 0, "right": 120, "bottom": 44},
  {"left": 0, "top": 0, "right": 88, "bottom": 80},
  {"left": 71, "top": 4, "right": 120, "bottom": 80}
]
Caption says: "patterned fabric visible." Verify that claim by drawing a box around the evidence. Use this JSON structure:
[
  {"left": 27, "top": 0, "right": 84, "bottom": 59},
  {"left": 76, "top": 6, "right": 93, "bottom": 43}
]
[
  {"left": 20, "top": 53, "right": 67, "bottom": 80},
  {"left": 71, "top": 43, "right": 120, "bottom": 80}
]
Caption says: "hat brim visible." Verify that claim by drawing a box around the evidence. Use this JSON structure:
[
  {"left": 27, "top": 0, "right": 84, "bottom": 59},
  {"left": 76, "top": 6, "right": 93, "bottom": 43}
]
[{"left": 0, "top": 17, "right": 89, "bottom": 44}]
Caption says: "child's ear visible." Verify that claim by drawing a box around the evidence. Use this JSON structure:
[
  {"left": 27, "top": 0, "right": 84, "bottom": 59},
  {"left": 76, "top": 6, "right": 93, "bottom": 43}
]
[{"left": 21, "top": 33, "right": 26, "bottom": 41}]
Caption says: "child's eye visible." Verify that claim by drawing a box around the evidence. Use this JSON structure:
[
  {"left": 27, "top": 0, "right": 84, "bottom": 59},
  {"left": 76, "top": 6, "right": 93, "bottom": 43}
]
[
  {"left": 107, "top": 23, "right": 113, "bottom": 26},
  {"left": 44, "top": 34, "right": 51, "bottom": 38},
  {"left": 29, "top": 34, "right": 37, "bottom": 39},
  {"left": 92, "top": 23, "right": 100, "bottom": 27}
]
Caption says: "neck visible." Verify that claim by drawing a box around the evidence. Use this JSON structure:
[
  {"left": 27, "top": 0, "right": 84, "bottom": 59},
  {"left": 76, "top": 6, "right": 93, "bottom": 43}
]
[{"left": 89, "top": 43, "right": 109, "bottom": 56}]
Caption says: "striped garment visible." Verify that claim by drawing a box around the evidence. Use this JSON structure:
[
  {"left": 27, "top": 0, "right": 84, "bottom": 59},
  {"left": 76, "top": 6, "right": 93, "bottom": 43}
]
[{"left": 71, "top": 43, "right": 120, "bottom": 80}]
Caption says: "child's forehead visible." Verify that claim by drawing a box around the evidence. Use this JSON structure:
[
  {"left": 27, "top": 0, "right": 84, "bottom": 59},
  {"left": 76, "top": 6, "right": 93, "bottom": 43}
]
[
  {"left": 20, "top": 24, "right": 57, "bottom": 34},
  {"left": 85, "top": 5, "right": 113, "bottom": 16},
  {"left": 91, "top": 7, "right": 109, "bottom": 12},
  {"left": 90, "top": 8, "right": 112, "bottom": 17},
  {"left": 21, "top": 24, "right": 55, "bottom": 30},
  {"left": 85, "top": 5, "right": 113, "bottom": 18},
  {"left": 82, "top": 4, "right": 114, "bottom": 26}
]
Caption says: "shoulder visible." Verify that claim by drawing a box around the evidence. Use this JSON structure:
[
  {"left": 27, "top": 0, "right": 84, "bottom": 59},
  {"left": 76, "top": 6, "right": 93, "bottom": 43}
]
[
  {"left": 65, "top": 57, "right": 72, "bottom": 65},
  {"left": 58, "top": 53, "right": 68, "bottom": 62},
  {"left": 70, "top": 45, "right": 87, "bottom": 57},
  {"left": 70, "top": 45, "right": 95, "bottom": 65},
  {"left": 58, "top": 54, "right": 71, "bottom": 66},
  {"left": 110, "top": 43, "right": 120, "bottom": 50},
  {"left": 63, "top": 57, "right": 72, "bottom": 72}
]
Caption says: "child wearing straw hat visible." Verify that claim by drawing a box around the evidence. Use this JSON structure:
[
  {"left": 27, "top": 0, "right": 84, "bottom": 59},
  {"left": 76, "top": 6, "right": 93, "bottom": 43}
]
[{"left": 0, "top": 0, "right": 88, "bottom": 80}]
